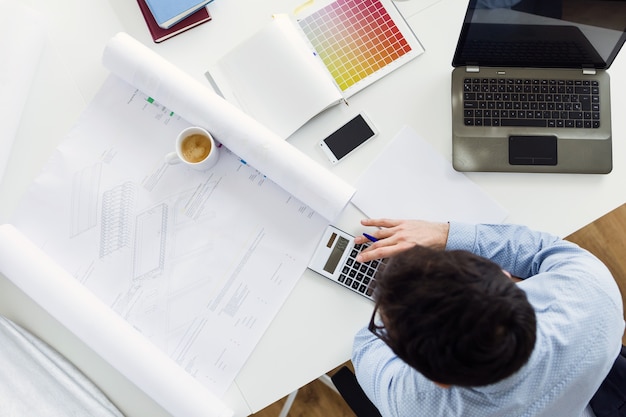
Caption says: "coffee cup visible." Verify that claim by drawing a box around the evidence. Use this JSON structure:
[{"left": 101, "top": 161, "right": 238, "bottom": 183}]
[{"left": 165, "top": 127, "right": 219, "bottom": 170}]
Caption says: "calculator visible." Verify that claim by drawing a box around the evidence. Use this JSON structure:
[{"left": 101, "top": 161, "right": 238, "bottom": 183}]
[{"left": 308, "top": 225, "right": 383, "bottom": 301}]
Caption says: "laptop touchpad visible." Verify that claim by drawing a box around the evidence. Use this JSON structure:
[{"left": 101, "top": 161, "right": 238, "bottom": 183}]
[{"left": 509, "top": 136, "right": 557, "bottom": 166}]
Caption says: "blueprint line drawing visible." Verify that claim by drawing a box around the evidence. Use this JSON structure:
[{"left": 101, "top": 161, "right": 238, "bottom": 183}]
[
  {"left": 71, "top": 163, "right": 102, "bottom": 238},
  {"left": 133, "top": 203, "right": 168, "bottom": 280},
  {"left": 12, "top": 76, "right": 330, "bottom": 397},
  {"left": 100, "top": 181, "right": 135, "bottom": 258}
]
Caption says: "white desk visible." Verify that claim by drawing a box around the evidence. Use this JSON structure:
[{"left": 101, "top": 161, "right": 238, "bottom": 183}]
[{"left": 1, "top": 0, "right": 625, "bottom": 416}]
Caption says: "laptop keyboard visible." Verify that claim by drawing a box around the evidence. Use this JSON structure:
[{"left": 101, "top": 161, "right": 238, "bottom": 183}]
[
  {"left": 463, "top": 78, "right": 600, "bottom": 128},
  {"left": 337, "top": 243, "right": 383, "bottom": 300}
]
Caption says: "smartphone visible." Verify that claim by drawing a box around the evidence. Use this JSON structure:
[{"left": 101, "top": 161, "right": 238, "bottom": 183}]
[{"left": 319, "top": 113, "right": 377, "bottom": 164}]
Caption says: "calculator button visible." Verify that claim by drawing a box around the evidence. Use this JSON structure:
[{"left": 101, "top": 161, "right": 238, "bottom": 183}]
[{"left": 331, "top": 239, "right": 386, "bottom": 301}]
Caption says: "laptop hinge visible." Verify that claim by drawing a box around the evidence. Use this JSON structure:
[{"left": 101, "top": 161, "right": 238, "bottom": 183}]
[
  {"left": 466, "top": 66, "right": 480, "bottom": 73},
  {"left": 582, "top": 68, "right": 596, "bottom": 75}
]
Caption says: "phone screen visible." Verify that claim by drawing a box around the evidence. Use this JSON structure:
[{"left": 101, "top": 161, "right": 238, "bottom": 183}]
[{"left": 320, "top": 114, "right": 377, "bottom": 163}]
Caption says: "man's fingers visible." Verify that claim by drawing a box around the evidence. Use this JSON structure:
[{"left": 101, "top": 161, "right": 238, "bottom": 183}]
[
  {"left": 361, "top": 218, "right": 402, "bottom": 228},
  {"left": 357, "top": 242, "right": 412, "bottom": 263}
]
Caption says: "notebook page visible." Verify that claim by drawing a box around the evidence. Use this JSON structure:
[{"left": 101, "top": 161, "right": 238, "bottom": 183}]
[{"left": 207, "top": 14, "right": 343, "bottom": 139}]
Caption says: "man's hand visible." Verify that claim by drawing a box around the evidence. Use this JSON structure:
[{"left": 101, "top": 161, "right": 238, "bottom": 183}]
[{"left": 355, "top": 218, "right": 450, "bottom": 263}]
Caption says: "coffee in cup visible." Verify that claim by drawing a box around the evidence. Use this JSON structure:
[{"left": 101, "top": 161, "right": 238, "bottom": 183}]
[
  {"left": 166, "top": 127, "right": 219, "bottom": 170},
  {"left": 181, "top": 133, "right": 212, "bottom": 163}
]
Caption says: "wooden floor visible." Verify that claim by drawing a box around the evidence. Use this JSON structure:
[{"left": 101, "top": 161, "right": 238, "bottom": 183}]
[
  {"left": 251, "top": 362, "right": 356, "bottom": 417},
  {"left": 565, "top": 203, "right": 626, "bottom": 346},
  {"left": 252, "top": 204, "right": 626, "bottom": 417}
]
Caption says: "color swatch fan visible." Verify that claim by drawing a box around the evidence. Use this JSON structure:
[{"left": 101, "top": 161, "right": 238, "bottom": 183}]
[{"left": 297, "top": 0, "right": 424, "bottom": 97}]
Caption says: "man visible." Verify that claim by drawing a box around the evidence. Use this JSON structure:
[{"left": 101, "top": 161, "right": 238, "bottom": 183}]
[{"left": 352, "top": 218, "right": 625, "bottom": 417}]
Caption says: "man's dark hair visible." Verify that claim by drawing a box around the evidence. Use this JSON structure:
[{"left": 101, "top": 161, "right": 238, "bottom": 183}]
[{"left": 373, "top": 245, "right": 537, "bottom": 387}]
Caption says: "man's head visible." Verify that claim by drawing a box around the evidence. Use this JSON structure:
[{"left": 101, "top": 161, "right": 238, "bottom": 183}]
[{"left": 370, "top": 245, "right": 536, "bottom": 387}]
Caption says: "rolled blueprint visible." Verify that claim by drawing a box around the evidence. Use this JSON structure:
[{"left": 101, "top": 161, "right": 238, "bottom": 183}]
[
  {"left": 0, "top": 224, "right": 233, "bottom": 417},
  {"left": 102, "top": 32, "right": 355, "bottom": 221}
]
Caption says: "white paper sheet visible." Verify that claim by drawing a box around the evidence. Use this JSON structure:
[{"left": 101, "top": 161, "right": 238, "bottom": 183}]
[
  {"left": 353, "top": 126, "right": 508, "bottom": 223},
  {"left": 102, "top": 32, "right": 354, "bottom": 222},
  {"left": 0, "top": 1, "right": 45, "bottom": 181},
  {"left": 10, "top": 71, "right": 332, "bottom": 399},
  {"left": 0, "top": 224, "right": 233, "bottom": 417}
]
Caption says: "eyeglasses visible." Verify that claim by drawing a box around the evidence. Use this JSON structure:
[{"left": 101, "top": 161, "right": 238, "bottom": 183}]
[{"left": 368, "top": 302, "right": 387, "bottom": 340}]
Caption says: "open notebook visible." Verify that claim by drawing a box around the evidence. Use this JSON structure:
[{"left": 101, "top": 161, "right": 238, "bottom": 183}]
[{"left": 206, "top": 0, "right": 424, "bottom": 138}]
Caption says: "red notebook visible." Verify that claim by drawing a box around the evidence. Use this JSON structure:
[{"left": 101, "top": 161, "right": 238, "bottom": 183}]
[{"left": 137, "top": 0, "right": 211, "bottom": 43}]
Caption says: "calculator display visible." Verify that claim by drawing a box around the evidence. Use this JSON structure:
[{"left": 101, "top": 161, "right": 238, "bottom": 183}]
[{"left": 323, "top": 235, "right": 350, "bottom": 274}]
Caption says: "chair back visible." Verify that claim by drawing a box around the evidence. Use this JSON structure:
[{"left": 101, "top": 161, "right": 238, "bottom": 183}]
[
  {"left": 590, "top": 345, "right": 626, "bottom": 417},
  {"left": 331, "top": 366, "right": 382, "bottom": 417}
]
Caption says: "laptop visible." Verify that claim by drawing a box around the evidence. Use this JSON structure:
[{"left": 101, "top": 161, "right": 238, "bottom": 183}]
[
  {"left": 451, "top": 0, "right": 626, "bottom": 173},
  {"left": 308, "top": 225, "right": 384, "bottom": 301}
]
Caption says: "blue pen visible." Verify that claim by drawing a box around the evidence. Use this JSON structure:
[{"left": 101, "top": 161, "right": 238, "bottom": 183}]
[{"left": 362, "top": 233, "right": 378, "bottom": 242}]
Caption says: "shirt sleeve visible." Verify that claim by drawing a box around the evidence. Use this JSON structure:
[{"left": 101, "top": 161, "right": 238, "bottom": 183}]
[
  {"left": 352, "top": 326, "right": 440, "bottom": 417},
  {"left": 444, "top": 222, "right": 607, "bottom": 281}
]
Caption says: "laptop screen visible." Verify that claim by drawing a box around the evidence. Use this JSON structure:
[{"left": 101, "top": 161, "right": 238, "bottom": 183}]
[{"left": 452, "top": 0, "right": 626, "bottom": 69}]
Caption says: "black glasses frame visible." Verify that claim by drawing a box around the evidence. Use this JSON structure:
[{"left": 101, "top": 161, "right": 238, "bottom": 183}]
[{"left": 368, "top": 302, "right": 387, "bottom": 340}]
